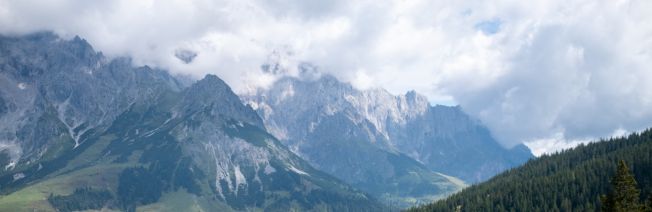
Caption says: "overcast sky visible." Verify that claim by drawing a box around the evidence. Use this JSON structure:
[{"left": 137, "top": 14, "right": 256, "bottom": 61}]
[{"left": 2, "top": 0, "right": 651, "bottom": 155}]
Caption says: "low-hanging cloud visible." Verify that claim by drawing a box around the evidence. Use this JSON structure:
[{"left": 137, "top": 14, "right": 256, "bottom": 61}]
[{"left": 1, "top": 0, "right": 651, "bottom": 154}]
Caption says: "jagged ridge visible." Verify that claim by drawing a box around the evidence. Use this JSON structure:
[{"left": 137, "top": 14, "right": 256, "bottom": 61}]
[{"left": 0, "top": 32, "right": 384, "bottom": 211}]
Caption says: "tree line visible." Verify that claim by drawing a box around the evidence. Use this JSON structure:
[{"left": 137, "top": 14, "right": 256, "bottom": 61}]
[{"left": 409, "top": 128, "right": 652, "bottom": 212}]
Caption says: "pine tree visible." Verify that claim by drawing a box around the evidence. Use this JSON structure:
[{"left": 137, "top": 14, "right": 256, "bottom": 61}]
[{"left": 602, "top": 160, "right": 643, "bottom": 212}]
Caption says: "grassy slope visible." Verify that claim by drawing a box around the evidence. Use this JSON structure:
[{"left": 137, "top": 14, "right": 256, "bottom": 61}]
[
  {"left": 0, "top": 164, "right": 129, "bottom": 211},
  {"left": 0, "top": 130, "right": 222, "bottom": 212},
  {"left": 136, "top": 190, "right": 233, "bottom": 212},
  {"left": 0, "top": 133, "right": 132, "bottom": 211}
]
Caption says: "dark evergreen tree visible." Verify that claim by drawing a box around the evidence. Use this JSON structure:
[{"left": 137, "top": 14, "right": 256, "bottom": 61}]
[
  {"left": 47, "top": 187, "right": 113, "bottom": 212},
  {"left": 602, "top": 160, "right": 643, "bottom": 212}
]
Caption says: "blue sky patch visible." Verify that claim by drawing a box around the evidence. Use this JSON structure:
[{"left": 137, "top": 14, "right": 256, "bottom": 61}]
[{"left": 475, "top": 19, "right": 502, "bottom": 35}]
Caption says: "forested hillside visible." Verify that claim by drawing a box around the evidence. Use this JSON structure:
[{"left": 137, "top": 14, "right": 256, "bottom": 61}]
[{"left": 410, "top": 128, "right": 652, "bottom": 211}]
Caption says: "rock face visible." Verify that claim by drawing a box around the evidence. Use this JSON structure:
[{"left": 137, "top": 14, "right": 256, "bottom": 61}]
[
  {"left": 0, "top": 33, "right": 383, "bottom": 211},
  {"left": 245, "top": 75, "right": 532, "bottom": 188},
  {"left": 0, "top": 32, "right": 181, "bottom": 170}
]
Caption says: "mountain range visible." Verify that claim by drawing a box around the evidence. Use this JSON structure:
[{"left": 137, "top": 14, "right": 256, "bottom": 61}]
[
  {"left": 244, "top": 74, "right": 532, "bottom": 206},
  {"left": 0, "top": 32, "right": 531, "bottom": 211},
  {"left": 0, "top": 32, "right": 383, "bottom": 211}
]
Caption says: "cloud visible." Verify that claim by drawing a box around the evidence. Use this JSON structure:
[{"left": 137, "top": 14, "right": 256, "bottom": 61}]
[
  {"left": 444, "top": 0, "right": 652, "bottom": 149},
  {"left": 525, "top": 128, "right": 629, "bottom": 157},
  {"left": 1, "top": 0, "right": 651, "bottom": 153}
]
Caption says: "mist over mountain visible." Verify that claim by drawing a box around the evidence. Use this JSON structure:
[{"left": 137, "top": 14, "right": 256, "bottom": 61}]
[
  {"left": 3, "top": 0, "right": 650, "bottom": 155},
  {"left": 0, "top": 32, "right": 384, "bottom": 211},
  {"left": 245, "top": 75, "right": 531, "bottom": 183}
]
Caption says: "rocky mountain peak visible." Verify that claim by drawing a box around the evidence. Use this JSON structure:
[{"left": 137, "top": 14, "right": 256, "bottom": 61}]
[
  {"left": 182, "top": 74, "right": 264, "bottom": 128},
  {"left": 246, "top": 74, "right": 532, "bottom": 186},
  {"left": 188, "top": 74, "right": 230, "bottom": 95}
]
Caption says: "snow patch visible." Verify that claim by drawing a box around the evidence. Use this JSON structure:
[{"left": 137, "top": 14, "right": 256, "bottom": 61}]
[
  {"left": 264, "top": 163, "right": 276, "bottom": 174},
  {"left": 13, "top": 172, "right": 25, "bottom": 181},
  {"left": 17, "top": 83, "right": 26, "bottom": 90},
  {"left": 232, "top": 165, "right": 247, "bottom": 195},
  {"left": 308, "top": 121, "right": 317, "bottom": 133},
  {"left": 0, "top": 141, "right": 22, "bottom": 170},
  {"left": 288, "top": 165, "right": 309, "bottom": 176},
  {"left": 55, "top": 98, "right": 89, "bottom": 148},
  {"left": 234, "top": 165, "right": 247, "bottom": 187},
  {"left": 278, "top": 83, "right": 295, "bottom": 102}
]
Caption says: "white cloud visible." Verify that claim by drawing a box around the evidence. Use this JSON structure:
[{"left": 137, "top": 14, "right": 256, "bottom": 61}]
[
  {"left": 1, "top": 0, "right": 651, "bottom": 154},
  {"left": 525, "top": 128, "right": 631, "bottom": 156},
  {"left": 524, "top": 134, "right": 591, "bottom": 157}
]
